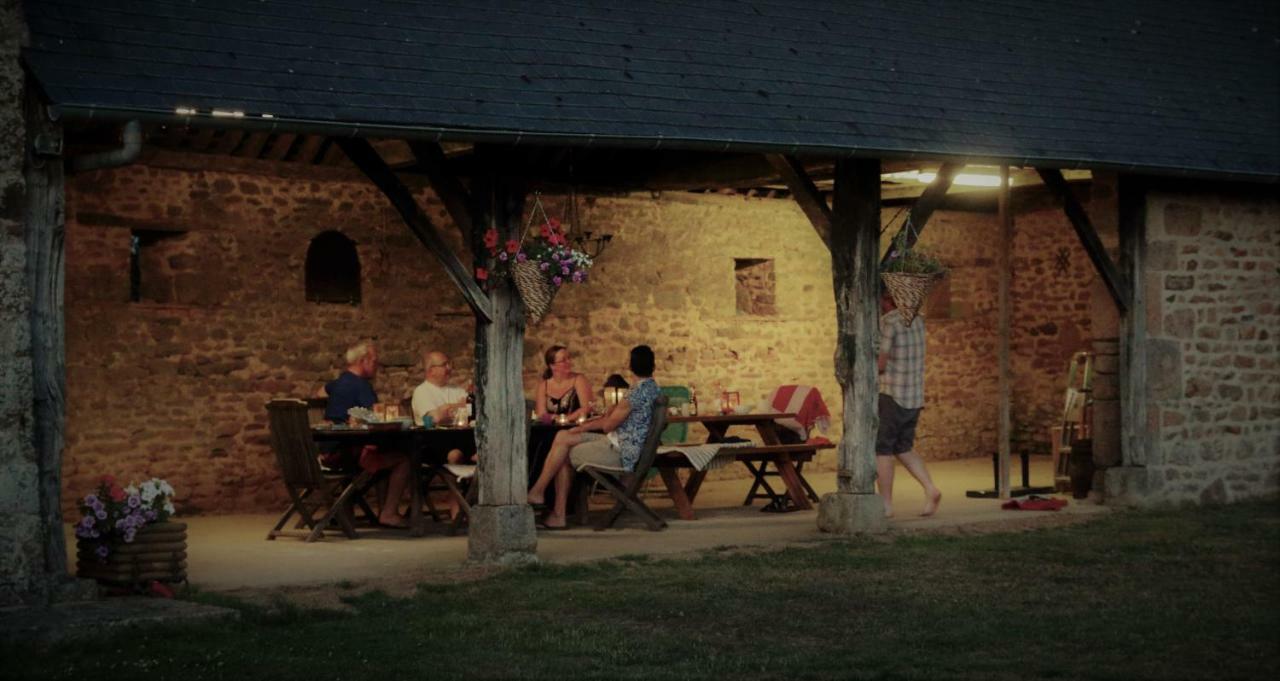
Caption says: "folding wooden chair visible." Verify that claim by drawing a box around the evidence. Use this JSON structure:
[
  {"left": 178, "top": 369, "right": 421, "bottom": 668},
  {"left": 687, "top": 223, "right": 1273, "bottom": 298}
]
[
  {"left": 265, "top": 399, "right": 375, "bottom": 542},
  {"left": 576, "top": 396, "right": 670, "bottom": 531}
]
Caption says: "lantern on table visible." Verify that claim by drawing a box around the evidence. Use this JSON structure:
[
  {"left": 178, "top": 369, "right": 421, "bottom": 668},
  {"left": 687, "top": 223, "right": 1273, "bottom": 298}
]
[
  {"left": 603, "top": 373, "right": 630, "bottom": 410},
  {"left": 720, "top": 391, "right": 740, "bottom": 415}
]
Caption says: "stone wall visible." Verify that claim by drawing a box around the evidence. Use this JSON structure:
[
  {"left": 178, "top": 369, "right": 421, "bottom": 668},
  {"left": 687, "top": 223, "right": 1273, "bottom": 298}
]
[
  {"left": 59, "top": 153, "right": 1095, "bottom": 513},
  {"left": 1137, "top": 190, "right": 1280, "bottom": 503},
  {"left": 0, "top": 0, "right": 43, "bottom": 605}
]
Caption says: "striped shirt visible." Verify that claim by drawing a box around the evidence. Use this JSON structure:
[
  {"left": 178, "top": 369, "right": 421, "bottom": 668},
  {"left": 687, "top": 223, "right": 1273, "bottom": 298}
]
[{"left": 878, "top": 310, "right": 926, "bottom": 409}]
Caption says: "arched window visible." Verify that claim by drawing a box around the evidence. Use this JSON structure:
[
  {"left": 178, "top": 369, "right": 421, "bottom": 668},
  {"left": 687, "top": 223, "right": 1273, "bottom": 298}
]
[{"left": 305, "top": 231, "right": 361, "bottom": 304}]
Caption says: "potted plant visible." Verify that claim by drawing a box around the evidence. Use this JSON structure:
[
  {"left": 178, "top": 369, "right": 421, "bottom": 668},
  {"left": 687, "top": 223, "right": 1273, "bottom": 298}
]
[
  {"left": 476, "top": 193, "right": 594, "bottom": 324},
  {"left": 880, "top": 224, "right": 947, "bottom": 324},
  {"left": 74, "top": 476, "right": 187, "bottom": 588}
]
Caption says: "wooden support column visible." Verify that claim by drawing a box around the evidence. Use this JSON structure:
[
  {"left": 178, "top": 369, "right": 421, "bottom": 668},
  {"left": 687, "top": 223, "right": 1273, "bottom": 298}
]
[
  {"left": 880, "top": 162, "right": 959, "bottom": 267},
  {"left": 335, "top": 137, "right": 493, "bottom": 322},
  {"left": 817, "top": 157, "right": 888, "bottom": 534},
  {"left": 1117, "top": 175, "right": 1148, "bottom": 468},
  {"left": 997, "top": 166, "right": 1013, "bottom": 498},
  {"left": 466, "top": 145, "right": 537, "bottom": 565},
  {"left": 1037, "top": 168, "right": 1129, "bottom": 313},
  {"left": 23, "top": 94, "right": 69, "bottom": 585},
  {"left": 764, "top": 154, "right": 832, "bottom": 248}
]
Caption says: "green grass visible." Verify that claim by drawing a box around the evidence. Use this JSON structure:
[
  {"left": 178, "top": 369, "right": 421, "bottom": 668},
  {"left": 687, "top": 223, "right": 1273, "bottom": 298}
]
[{"left": 6, "top": 501, "right": 1279, "bottom": 680}]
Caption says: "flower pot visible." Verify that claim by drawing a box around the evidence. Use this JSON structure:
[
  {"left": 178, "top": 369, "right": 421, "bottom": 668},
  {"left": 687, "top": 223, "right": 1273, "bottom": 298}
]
[
  {"left": 76, "top": 521, "right": 188, "bottom": 586},
  {"left": 881, "top": 271, "right": 945, "bottom": 325},
  {"left": 512, "top": 260, "right": 557, "bottom": 324}
]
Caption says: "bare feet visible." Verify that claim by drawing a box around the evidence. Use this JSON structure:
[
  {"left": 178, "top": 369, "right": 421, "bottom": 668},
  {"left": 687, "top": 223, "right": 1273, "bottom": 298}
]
[
  {"left": 379, "top": 513, "right": 409, "bottom": 528},
  {"left": 883, "top": 506, "right": 895, "bottom": 519},
  {"left": 921, "top": 489, "right": 942, "bottom": 516},
  {"left": 538, "top": 514, "right": 567, "bottom": 530},
  {"left": 527, "top": 491, "right": 545, "bottom": 507}
]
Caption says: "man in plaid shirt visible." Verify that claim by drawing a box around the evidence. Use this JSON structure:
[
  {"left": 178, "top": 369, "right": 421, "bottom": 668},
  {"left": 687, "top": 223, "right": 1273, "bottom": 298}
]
[{"left": 876, "top": 291, "right": 942, "bottom": 518}]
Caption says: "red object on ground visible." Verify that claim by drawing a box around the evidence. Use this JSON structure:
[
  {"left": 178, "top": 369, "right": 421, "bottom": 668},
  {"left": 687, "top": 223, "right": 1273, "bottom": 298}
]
[
  {"left": 148, "top": 581, "right": 175, "bottom": 598},
  {"left": 1001, "top": 496, "right": 1068, "bottom": 511}
]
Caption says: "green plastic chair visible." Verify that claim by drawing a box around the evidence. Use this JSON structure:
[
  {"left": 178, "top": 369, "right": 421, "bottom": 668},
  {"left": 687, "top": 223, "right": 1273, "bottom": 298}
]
[{"left": 659, "top": 385, "right": 691, "bottom": 445}]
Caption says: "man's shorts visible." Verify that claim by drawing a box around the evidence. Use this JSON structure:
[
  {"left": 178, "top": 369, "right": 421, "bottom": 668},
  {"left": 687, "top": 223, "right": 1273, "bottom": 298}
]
[
  {"left": 569, "top": 432, "right": 624, "bottom": 470},
  {"left": 876, "top": 393, "right": 921, "bottom": 455}
]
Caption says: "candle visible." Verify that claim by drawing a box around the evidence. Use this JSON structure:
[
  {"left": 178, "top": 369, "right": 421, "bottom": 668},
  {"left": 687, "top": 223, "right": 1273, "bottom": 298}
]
[
  {"left": 576, "top": 414, "right": 587, "bottom": 425},
  {"left": 555, "top": 413, "right": 569, "bottom": 426}
]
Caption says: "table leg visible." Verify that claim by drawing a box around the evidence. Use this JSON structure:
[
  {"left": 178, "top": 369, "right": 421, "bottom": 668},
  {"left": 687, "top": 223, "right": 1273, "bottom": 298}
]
[
  {"left": 774, "top": 454, "right": 813, "bottom": 510},
  {"left": 684, "top": 470, "right": 708, "bottom": 505},
  {"left": 659, "top": 468, "right": 696, "bottom": 520},
  {"left": 410, "top": 447, "right": 426, "bottom": 537},
  {"left": 755, "top": 421, "right": 783, "bottom": 446}
]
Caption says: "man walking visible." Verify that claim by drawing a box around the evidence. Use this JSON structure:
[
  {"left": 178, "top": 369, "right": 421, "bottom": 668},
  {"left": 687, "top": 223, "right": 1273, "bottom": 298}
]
[{"left": 876, "top": 291, "right": 942, "bottom": 517}]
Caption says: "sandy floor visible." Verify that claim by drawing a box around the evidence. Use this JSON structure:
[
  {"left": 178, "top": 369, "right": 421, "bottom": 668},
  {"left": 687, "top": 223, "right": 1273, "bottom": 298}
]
[{"left": 65, "top": 456, "right": 1108, "bottom": 599}]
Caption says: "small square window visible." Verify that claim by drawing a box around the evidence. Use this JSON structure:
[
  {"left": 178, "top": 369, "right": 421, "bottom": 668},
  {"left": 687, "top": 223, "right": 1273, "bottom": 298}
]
[{"left": 734, "top": 258, "right": 776, "bottom": 316}]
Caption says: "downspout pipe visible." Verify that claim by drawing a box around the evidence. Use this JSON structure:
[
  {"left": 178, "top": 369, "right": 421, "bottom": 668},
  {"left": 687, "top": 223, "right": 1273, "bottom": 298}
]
[{"left": 67, "top": 119, "right": 142, "bottom": 173}]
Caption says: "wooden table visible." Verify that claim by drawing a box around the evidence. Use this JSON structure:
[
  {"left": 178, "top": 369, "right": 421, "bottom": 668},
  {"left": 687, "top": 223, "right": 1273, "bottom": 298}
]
[
  {"left": 313, "top": 422, "right": 571, "bottom": 536},
  {"left": 663, "top": 412, "right": 817, "bottom": 514}
]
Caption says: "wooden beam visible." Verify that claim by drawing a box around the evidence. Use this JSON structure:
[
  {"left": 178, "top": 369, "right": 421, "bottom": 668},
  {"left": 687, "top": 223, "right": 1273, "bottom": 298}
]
[
  {"left": 235, "top": 131, "right": 270, "bottom": 159},
  {"left": 335, "top": 137, "right": 493, "bottom": 322},
  {"left": 829, "top": 157, "right": 882, "bottom": 496},
  {"left": 212, "top": 129, "right": 245, "bottom": 155},
  {"left": 880, "top": 162, "right": 959, "bottom": 267},
  {"left": 765, "top": 154, "right": 832, "bottom": 249},
  {"left": 263, "top": 133, "right": 297, "bottom": 161},
  {"left": 24, "top": 92, "right": 70, "bottom": 580},
  {"left": 1036, "top": 167, "right": 1129, "bottom": 313},
  {"left": 997, "top": 166, "right": 1013, "bottom": 498},
  {"left": 319, "top": 140, "right": 347, "bottom": 166},
  {"left": 408, "top": 141, "right": 474, "bottom": 239},
  {"left": 1118, "top": 175, "right": 1148, "bottom": 466},
  {"left": 293, "top": 135, "right": 325, "bottom": 164},
  {"left": 188, "top": 127, "right": 215, "bottom": 151}
]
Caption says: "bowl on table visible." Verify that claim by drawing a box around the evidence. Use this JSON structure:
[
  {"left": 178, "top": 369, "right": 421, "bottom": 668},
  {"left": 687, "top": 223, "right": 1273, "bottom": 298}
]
[{"left": 733, "top": 404, "right": 753, "bottom": 415}]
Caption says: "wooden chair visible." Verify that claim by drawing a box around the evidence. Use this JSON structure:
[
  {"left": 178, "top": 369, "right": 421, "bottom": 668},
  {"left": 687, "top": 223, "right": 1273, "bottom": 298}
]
[
  {"left": 265, "top": 399, "right": 375, "bottom": 542},
  {"left": 575, "top": 396, "right": 670, "bottom": 531}
]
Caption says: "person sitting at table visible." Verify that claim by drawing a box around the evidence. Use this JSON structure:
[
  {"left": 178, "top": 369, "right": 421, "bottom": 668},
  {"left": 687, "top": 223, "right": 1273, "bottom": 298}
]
[
  {"left": 411, "top": 351, "right": 472, "bottom": 465},
  {"left": 535, "top": 344, "right": 594, "bottom": 422},
  {"left": 527, "top": 345, "right": 661, "bottom": 529},
  {"left": 320, "top": 340, "right": 412, "bottom": 528}
]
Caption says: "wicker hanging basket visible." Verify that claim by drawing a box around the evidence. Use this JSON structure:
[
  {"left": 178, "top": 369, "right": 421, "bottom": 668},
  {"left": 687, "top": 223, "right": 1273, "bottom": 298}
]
[
  {"left": 512, "top": 260, "right": 556, "bottom": 324},
  {"left": 881, "top": 271, "right": 945, "bottom": 325}
]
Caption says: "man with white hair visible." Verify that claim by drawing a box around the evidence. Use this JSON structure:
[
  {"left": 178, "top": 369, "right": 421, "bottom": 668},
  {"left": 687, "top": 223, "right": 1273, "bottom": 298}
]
[{"left": 320, "top": 340, "right": 412, "bottom": 528}]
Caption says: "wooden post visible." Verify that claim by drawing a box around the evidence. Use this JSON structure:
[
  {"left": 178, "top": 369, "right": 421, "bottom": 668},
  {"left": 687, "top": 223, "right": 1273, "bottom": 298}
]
[
  {"left": 997, "top": 166, "right": 1013, "bottom": 498},
  {"left": 1117, "top": 175, "right": 1148, "bottom": 467},
  {"left": 24, "top": 93, "right": 69, "bottom": 581},
  {"left": 466, "top": 145, "right": 537, "bottom": 565},
  {"left": 817, "top": 157, "right": 888, "bottom": 534}
]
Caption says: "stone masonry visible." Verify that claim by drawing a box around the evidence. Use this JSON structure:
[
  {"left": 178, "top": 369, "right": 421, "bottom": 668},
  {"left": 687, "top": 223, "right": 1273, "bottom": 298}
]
[
  {"left": 0, "top": 0, "right": 46, "bottom": 606},
  {"left": 1133, "top": 190, "right": 1280, "bottom": 503},
  {"left": 56, "top": 151, "right": 1097, "bottom": 514}
]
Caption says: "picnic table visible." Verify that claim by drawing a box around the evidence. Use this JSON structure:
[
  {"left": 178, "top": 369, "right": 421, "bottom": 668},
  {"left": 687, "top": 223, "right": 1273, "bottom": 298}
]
[
  {"left": 658, "top": 412, "right": 828, "bottom": 519},
  {"left": 312, "top": 422, "right": 569, "bottom": 536}
]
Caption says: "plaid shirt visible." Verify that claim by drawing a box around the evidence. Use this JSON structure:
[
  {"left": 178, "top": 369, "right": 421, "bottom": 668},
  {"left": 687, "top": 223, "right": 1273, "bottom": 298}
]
[{"left": 878, "top": 310, "right": 926, "bottom": 409}]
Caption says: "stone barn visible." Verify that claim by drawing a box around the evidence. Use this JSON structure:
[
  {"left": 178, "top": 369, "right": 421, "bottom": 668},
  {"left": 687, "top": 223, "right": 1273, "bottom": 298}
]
[{"left": 2, "top": 0, "right": 1276, "bottom": 604}]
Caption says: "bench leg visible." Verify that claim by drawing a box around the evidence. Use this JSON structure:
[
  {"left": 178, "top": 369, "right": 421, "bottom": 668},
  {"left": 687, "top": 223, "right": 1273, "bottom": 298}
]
[
  {"left": 774, "top": 456, "right": 812, "bottom": 510},
  {"left": 659, "top": 468, "right": 696, "bottom": 520}
]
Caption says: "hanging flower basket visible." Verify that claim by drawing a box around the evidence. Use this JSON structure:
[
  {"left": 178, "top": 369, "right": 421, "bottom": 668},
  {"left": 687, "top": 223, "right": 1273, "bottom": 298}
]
[
  {"left": 880, "top": 216, "right": 947, "bottom": 325},
  {"left": 481, "top": 192, "right": 595, "bottom": 325},
  {"left": 512, "top": 259, "right": 557, "bottom": 324},
  {"left": 881, "top": 271, "right": 945, "bottom": 325}
]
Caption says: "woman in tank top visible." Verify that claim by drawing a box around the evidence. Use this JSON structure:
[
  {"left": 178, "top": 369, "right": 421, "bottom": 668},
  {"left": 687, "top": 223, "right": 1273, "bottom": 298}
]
[{"left": 535, "top": 345, "right": 593, "bottom": 421}]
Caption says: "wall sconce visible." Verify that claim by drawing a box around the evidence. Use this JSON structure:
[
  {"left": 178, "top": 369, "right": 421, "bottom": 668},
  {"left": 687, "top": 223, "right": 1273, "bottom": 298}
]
[{"left": 573, "top": 231, "right": 613, "bottom": 258}]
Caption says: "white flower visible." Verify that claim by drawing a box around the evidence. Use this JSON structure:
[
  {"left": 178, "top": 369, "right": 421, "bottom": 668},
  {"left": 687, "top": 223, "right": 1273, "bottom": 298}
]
[
  {"left": 163, "top": 502, "right": 175, "bottom": 515},
  {"left": 159, "top": 481, "right": 174, "bottom": 496},
  {"left": 125, "top": 485, "right": 138, "bottom": 497}
]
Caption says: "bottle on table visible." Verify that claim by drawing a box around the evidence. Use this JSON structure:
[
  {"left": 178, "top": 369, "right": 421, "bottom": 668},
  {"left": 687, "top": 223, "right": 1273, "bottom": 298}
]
[{"left": 689, "top": 384, "right": 698, "bottom": 416}]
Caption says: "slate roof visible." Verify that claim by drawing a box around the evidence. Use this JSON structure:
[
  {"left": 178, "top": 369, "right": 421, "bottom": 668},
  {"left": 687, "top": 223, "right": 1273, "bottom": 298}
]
[{"left": 22, "top": 0, "right": 1280, "bottom": 180}]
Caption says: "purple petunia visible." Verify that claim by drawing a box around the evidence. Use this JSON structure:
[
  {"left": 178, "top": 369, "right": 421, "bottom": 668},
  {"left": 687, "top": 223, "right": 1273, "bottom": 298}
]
[
  {"left": 84, "top": 494, "right": 100, "bottom": 506},
  {"left": 95, "top": 545, "right": 109, "bottom": 558},
  {"left": 498, "top": 252, "right": 508, "bottom": 261},
  {"left": 551, "top": 275, "right": 563, "bottom": 286},
  {"left": 123, "top": 528, "right": 137, "bottom": 543},
  {"left": 561, "top": 266, "right": 570, "bottom": 275},
  {"left": 95, "top": 509, "right": 107, "bottom": 520},
  {"left": 572, "top": 271, "right": 585, "bottom": 283},
  {"left": 516, "top": 252, "right": 527, "bottom": 262},
  {"left": 539, "top": 262, "right": 549, "bottom": 271},
  {"left": 127, "top": 495, "right": 141, "bottom": 508}
]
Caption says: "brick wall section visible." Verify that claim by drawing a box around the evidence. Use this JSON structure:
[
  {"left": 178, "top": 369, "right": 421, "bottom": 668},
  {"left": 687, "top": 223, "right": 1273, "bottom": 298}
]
[
  {"left": 1142, "top": 191, "right": 1280, "bottom": 503},
  {"left": 0, "top": 0, "right": 44, "bottom": 605},
  {"left": 59, "top": 155, "right": 1093, "bottom": 513}
]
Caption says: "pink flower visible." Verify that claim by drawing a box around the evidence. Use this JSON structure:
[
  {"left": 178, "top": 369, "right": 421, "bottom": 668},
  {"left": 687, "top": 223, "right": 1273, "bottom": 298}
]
[
  {"left": 548, "top": 217, "right": 562, "bottom": 233},
  {"left": 475, "top": 267, "right": 489, "bottom": 281},
  {"left": 552, "top": 275, "right": 563, "bottom": 286},
  {"left": 505, "top": 239, "right": 520, "bottom": 254},
  {"left": 109, "top": 485, "right": 126, "bottom": 502}
]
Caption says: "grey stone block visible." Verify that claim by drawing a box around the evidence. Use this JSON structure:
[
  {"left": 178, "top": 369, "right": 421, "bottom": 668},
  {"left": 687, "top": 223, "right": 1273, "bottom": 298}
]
[
  {"left": 817, "top": 493, "right": 888, "bottom": 534},
  {"left": 466, "top": 504, "right": 538, "bottom": 566}
]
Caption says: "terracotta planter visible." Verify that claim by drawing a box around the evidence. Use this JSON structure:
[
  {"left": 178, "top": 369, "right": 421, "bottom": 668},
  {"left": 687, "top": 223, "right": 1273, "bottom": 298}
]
[{"left": 76, "top": 521, "right": 188, "bottom": 586}]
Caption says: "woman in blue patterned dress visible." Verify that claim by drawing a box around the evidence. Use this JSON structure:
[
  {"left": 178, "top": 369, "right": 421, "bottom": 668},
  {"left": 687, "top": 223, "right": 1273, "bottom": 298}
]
[{"left": 527, "top": 345, "right": 660, "bottom": 529}]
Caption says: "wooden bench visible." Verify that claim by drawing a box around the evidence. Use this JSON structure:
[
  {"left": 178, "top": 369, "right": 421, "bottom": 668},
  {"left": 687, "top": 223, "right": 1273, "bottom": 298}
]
[{"left": 653, "top": 443, "right": 834, "bottom": 520}]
